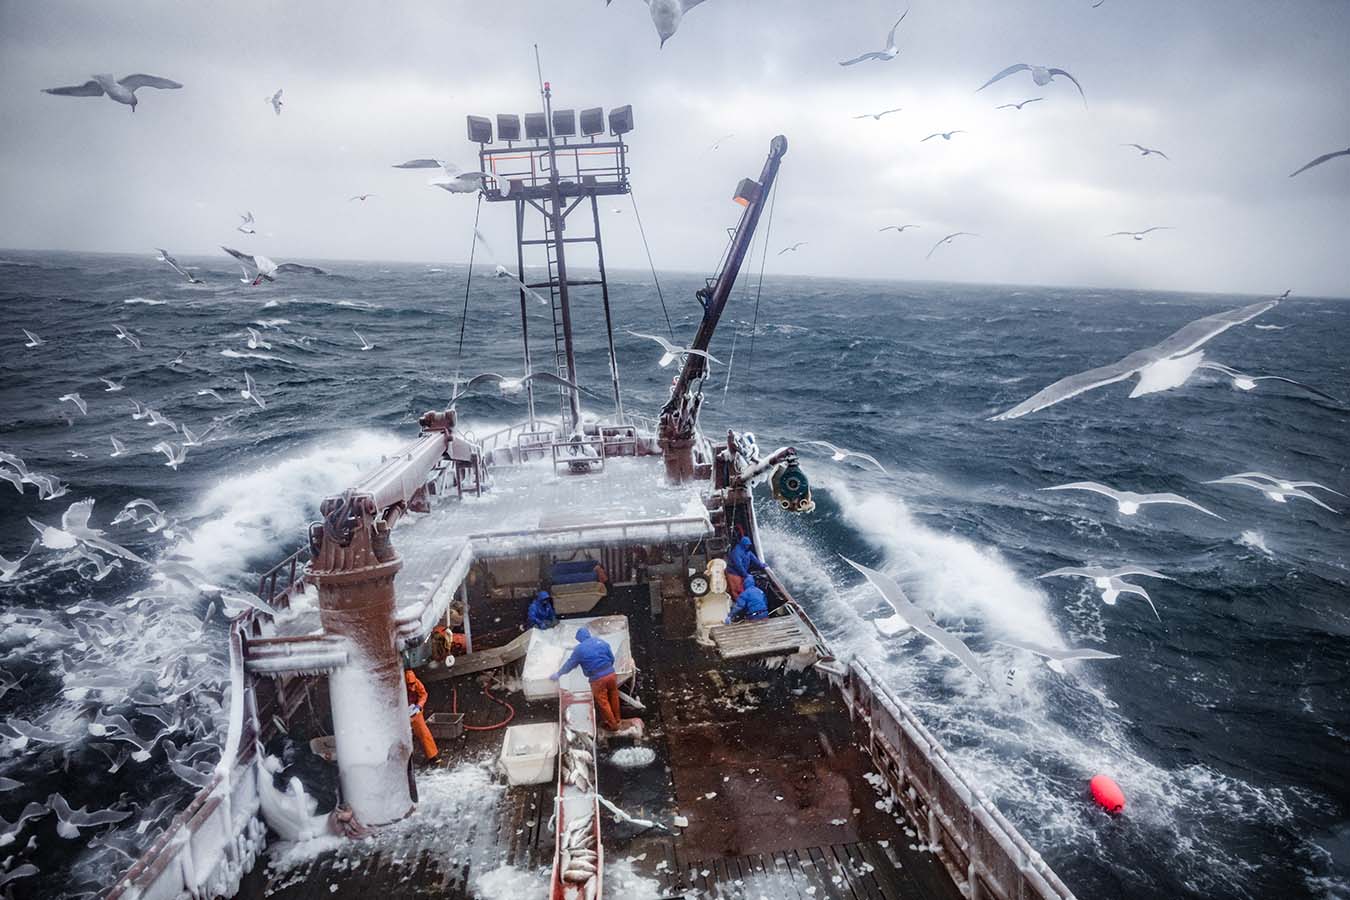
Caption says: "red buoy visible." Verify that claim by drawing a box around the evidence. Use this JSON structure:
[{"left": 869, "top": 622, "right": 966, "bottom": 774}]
[{"left": 1090, "top": 774, "right": 1125, "bottom": 814}]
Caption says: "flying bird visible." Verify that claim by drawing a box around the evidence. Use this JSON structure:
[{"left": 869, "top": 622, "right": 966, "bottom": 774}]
[
  {"left": 156, "top": 248, "right": 203, "bottom": 284},
  {"left": 1225, "top": 471, "right": 1343, "bottom": 498},
  {"left": 926, "top": 232, "right": 978, "bottom": 259},
  {"left": 853, "top": 108, "right": 903, "bottom": 121},
  {"left": 237, "top": 212, "right": 256, "bottom": 235},
  {"left": 1289, "top": 147, "right": 1350, "bottom": 178},
  {"left": 996, "top": 98, "right": 1044, "bottom": 110},
  {"left": 245, "top": 327, "right": 271, "bottom": 350},
  {"left": 996, "top": 638, "right": 1119, "bottom": 674},
  {"left": 48, "top": 794, "right": 132, "bottom": 838},
  {"left": 921, "top": 130, "right": 966, "bottom": 142},
  {"left": 266, "top": 89, "right": 283, "bottom": 116},
  {"left": 29, "top": 499, "right": 146, "bottom": 564},
  {"left": 240, "top": 372, "right": 265, "bottom": 409},
  {"left": 354, "top": 329, "right": 375, "bottom": 351},
  {"left": 1038, "top": 565, "right": 1171, "bottom": 620},
  {"left": 644, "top": 0, "right": 709, "bottom": 47},
  {"left": 113, "top": 325, "right": 141, "bottom": 350},
  {"left": 452, "top": 371, "right": 588, "bottom": 401},
  {"left": 43, "top": 73, "right": 182, "bottom": 111},
  {"left": 99, "top": 377, "right": 124, "bottom": 392},
  {"left": 1204, "top": 475, "right": 1338, "bottom": 513},
  {"left": 708, "top": 133, "right": 734, "bottom": 151},
  {"left": 627, "top": 331, "right": 723, "bottom": 368},
  {"left": 152, "top": 441, "right": 187, "bottom": 471},
  {"left": 393, "top": 159, "right": 493, "bottom": 194},
  {"left": 1122, "top": 143, "right": 1169, "bottom": 159},
  {"left": 1196, "top": 361, "right": 1344, "bottom": 405},
  {"left": 222, "top": 247, "right": 326, "bottom": 285},
  {"left": 109, "top": 436, "right": 127, "bottom": 458},
  {"left": 977, "top": 64, "right": 1086, "bottom": 106},
  {"left": 802, "top": 440, "right": 887, "bottom": 473},
  {"left": 778, "top": 242, "right": 808, "bottom": 255},
  {"left": 990, "top": 299, "right": 1277, "bottom": 419},
  {"left": 58, "top": 393, "right": 86, "bottom": 415},
  {"left": 1042, "top": 481, "right": 1221, "bottom": 518},
  {"left": 349, "top": 194, "right": 376, "bottom": 202},
  {"left": 23, "top": 329, "right": 45, "bottom": 348},
  {"left": 197, "top": 388, "right": 226, "bottom": 402},
  {"left": 839, "top": 9, "right": 908, "bottom": 66},
  {"left": 879, "top": 224, "right": 920, "bottom": 233},
  {"left": 1109, "top": 226, "right": 1173, "bottom": 241},
  {"left": 841, "top": 556, "right": 989, "bottom": 684},
  {"left": 181, "top": 424, "right": 213, "bottom": 447}
]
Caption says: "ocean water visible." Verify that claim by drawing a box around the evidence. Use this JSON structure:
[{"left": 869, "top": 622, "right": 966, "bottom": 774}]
[{"left": 1, "top": 249, "right": 1347, "bottom": 899}]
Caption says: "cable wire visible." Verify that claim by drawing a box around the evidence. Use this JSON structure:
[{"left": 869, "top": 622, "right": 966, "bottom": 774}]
[
  {"left": 748, "top": 175, "right": 779, "bottom": 369},
  {"left": 452, "top": 192, "right": 484, "bottom": 391},
  {"left": 629, "top": 188, "right": 675, "bottom": 340}
]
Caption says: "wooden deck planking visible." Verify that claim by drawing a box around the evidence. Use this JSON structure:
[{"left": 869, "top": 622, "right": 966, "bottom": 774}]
[{"left": 709, "top": 615, "right": 813, "bottom": 659}]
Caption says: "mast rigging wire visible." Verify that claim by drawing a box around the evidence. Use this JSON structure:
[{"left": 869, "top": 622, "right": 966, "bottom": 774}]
[
  {"left": 451, "top": 192, "right": 485, "bottom": 394},
  {"left": 747, "top": 174, "right": 779, "bottom": 371},
  {"left": 628, "top": 188, "right": 675, "bottom": 341}
]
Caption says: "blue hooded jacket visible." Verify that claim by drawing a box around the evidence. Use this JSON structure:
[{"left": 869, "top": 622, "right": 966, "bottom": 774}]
[
  {"left": 727, "top": 535, "right": 766, "bottom": 577},
  {"left": 526, "top": 591, "right": 557, "bottom": 630},
  {"left": 555, "top": 627, "right": 616, "bottom": 681},
  {"left": 728, "top": 575, "right": 769, "bottom": 621}
]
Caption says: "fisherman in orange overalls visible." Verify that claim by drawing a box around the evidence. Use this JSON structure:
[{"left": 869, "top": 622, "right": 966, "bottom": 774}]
[{"left": 404, "top": 669, "right": 438, "bottom": 763}]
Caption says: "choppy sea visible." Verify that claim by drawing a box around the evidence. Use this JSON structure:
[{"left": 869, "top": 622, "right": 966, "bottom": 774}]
[{"left": 1, "top": 249, "right": 1347, "bottom": 899}]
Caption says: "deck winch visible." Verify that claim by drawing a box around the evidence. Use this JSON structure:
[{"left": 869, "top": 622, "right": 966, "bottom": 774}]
[{"left": 771, "top": 459, "right": 814, "bottom": 512}]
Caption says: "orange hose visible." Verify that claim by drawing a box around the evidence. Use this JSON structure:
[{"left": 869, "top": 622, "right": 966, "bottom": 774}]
[{"left": 452, "top": 684, "right": 515, "bottom": 731}]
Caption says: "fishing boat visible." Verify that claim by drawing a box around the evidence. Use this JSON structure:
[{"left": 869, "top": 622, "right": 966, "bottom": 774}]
[{"left": 109, "top": 81, "right": 1078, "bottom": 900}]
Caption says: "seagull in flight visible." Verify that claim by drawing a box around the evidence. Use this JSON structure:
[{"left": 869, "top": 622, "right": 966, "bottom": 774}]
[
  {"left": 1289, "top": 147, "right": 1350, "bottom": 178},
  {"left": 708, "top": 133, "right": 734, "bottom": 151},
  {"left": 626, "top": 331, "right": 722, "bottom": 368},
  {"left": 155, "top": 248, "right": 203, "bottom": 284},
  {"left": 839, "top": 9, "right": 908, "bottom": 66},
  {"left": 1038, "top": 565, "right": 1170, "bottom": 620},
  {"left": 99, "top": 377, "right": 124, "bottom": 392},
  {"left": 237, "top": 212, "right": 256, "bottom": 234},
  {"left": 996, "top": 638, "right": 1119, "bottom": 674},
  {"left": 349, "top": 193, "right": 376, "bottom": 202},
  {"left": 109, "top": 436, "right": 128, "bottom": 458},
  {"left": 978, "top": 64, "right": 1086, "bottom": 106},
  {"left": 222, "top": 247, "right": 326, "bottom": 285},
  {"left": 853, "top": 108, "right": 903, "bottom": 121},
  {"left": 778, "top": 242, "right": 808, "bottom": 255},
  {"left": 241, "top": 372, "right": 266, "bottom": 409},
  {"left": 644, "top": 0, "right": 708, "bottom": 47},
  {"left": 197, "top": 388, "right": 227, "bottom": 402},
  {"left": 393, "top": 159, "right": 493, "bottom": 194},
  {"left": 266, "top": 89, "right": 283, "bottom": 116},
  {"left": 921, "top": 130, "right": 966, "bottom": 142},
  {"left": 452, "top": 371, "right": 589, "bottom": 401},
  {"left": 1227, "top": 471, "right": 1344, "bottom": 498},
  {"left": 48, "top": 794, "right": 132, "bottom": 839},
  {"left": 1108, "top": 227, "right": 1172, "bottom": 241},
  {"left": 29, "top": 499, "right": 146, "bottom": 564},
  {"left": 59, "top": 393, "right": 87, "bottom": 416},
  {"left": 1196, "top": 361, "right": 1343, "bottom": 404},
  {"left": 842, "top": 556, "right": 989, "bottom": 684},
  {"left": 991, "top": 299, "right": 1278, "bottom": 419},
  {"left": 245, "top": 327, "right": 271, "bottom": 350},
  {"left": 23, "top": 329, "right": 45, "bottom": 348},
  {"left": 43, "top": 73, "right": 182, "bottom": 111},
  {"left": 926, "top": 232, "right": 978, "bottom": 259},
  {"left": 996, "top": 98, "right": 1044, "bottom": 110},
  {"left": 152, "top": 441, "right": 187, "bottom": 471},
  {"left": 1123, "top": 143, "right": 1169, "bottom": 159},
  {"left": 1042, "top": 481, "right": 1221, "bottom": 518},
  {"left": 113, "top": 324, "right": 142, "bottom": 350},
  {"left": 354, "top": 329, "right": 375, "bottom": 351},
  {"left": 802, "top": 440, "right": 887, "bottom": 473},
  {"left": 879, "top": 224, "right": 920, "bottom": 233},
  {"left": 1204, "top": 475, "right": 1338, "bottom": 513}
]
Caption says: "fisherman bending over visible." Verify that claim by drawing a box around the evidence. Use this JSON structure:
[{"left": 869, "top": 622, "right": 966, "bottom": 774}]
[
  {"left": 549, "top": 627, "right": 622, "bottom": 731},
  {"left": 726, "top": 534, "right": 766, "bottom": 598},
  {"left": 404, "top": 669, "right": 439, "bottom": 764},
  {"left": 724, "top": 573, "right": 769, "bottom": 624},
  {"left": 526, "top": 589, "right": 558, "bottom": 630}
]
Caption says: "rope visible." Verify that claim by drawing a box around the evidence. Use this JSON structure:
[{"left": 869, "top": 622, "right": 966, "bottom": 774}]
[
  {"left": 748, "top": 175, "right": 779, "bottom": 369},
  {"left": 452, "top": 193, "right": 485, "bottom": 392},
  {"left": 629, "top": 188, "right": 674, "bottom": 340}
]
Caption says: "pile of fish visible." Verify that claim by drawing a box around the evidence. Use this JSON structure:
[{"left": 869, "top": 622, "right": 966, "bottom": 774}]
[
  {"left": 558, "top": 724, "right": 600, "bottom": 899},
  {"left": 561, "top": 725, "right": 595, "bottom": 794}
]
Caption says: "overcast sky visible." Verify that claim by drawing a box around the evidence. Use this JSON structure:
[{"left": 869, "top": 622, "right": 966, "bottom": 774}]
[{"left": 1, "top": 0, "right": 1347, "bottom": 296}]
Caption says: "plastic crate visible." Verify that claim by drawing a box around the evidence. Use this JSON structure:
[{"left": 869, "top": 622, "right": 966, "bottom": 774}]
[
  {"left": 427, "top": 712, "right": 464, "bottom": 741},
  {"left": 499, "top": 722, "right": 558, "bottom": 785}
]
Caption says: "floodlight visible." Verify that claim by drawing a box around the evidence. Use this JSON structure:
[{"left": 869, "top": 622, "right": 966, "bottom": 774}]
[
  {"left": 579, "top": 107, "right": 604, "bottom": 136},
  {"left": 607, "top": 105, "right": 634, "bottom": 136},
  {"left": 466, "top": 115, "right": 492, "bottom": 144},
  {"left": 733, "top": 178, "right": 761, "bottom": 208},
  {"left": 524, "top": 112, "right": 548, "bottom": 140},
  {"left": 496, "top": 114, "right": 521, "bottom": 142},
  {"left": 552, "top": 108, "right": 577, "bottom": 137}
]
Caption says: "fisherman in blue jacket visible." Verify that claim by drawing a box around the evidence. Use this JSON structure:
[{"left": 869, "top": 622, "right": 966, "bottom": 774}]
[
  {"left": 725, "top": 534, "right": 766, "bottom": 597},
  {"left": 724, "top": 574, "right": 769, "bottom": 624},
  {"left": 526, "top": 590, "right": 558, "bottom": 630},
  {"left": 549, "top": 627, "right": 622, "bottom": 730}
]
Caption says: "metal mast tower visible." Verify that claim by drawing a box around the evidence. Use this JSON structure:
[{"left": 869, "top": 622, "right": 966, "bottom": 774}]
[{"left": 469, "top": 89, "right": 633, "bottom": 434}]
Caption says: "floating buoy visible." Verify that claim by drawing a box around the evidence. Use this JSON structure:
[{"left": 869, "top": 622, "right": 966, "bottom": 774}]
[{"left": 1090, "top": 774, "right": 1125, "bottom": 814}]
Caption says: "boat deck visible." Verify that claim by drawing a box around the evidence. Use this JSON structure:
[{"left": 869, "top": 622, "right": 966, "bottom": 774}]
[{"left": 237, "top": 587, "right": 963, "bottom": 900}]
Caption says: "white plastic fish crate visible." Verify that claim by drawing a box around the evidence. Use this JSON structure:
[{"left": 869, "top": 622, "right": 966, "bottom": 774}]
[{"left": 500, "top": 722, "right": 559, "bottom": 785}]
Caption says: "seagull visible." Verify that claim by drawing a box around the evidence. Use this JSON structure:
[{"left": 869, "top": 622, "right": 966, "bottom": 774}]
[
  {"left": 853, "top": 107, "right": 903, "bottom": 121},
  {"left": 196, "top": 388, "right": 226, "bottom": 402},
  {"left": 644, "top": 0, "right": 709, "bottom": 47},
  {"left": 1109, "top": 226, "right": 1173, "bottom": 241},
  {"left": 921, "top": 130, "right": 966, "bottom": 142},
  {"left": 48, "top": 794, "right": 132, "bottom": 838},
  {"left": 996, "top": 638, "right": 1119, "bottom": 674},
  {"left": 879, "top": 224, "right": 920, "bottom": 233},
  {"left": 152, "top": 441, "right": 187, "bottom": 471},
  {"left": 222, "top": 247, "right": 326, "bottom": 285},
  {"left": 349, "top": 193, "right": 376, "bottom": 202},
  {"left": 926, "top": 232, "right": 978, "bottom": 259},
  {"left": 839, "top": 9, "right": 908, "bottom": 66},
  {"left": 802, "top": 440, "right": 887, "bottom": 473},
  {"left": 109, "top": 436, "right": 128, "bottom": 458},
  {"left": 245, "top": 327, "right": 271, "bottom": 350},
  {"left": 99, "top": 377, "right": 125, "bottom": 392},
  {"left": 0, "top": 543, "right": 34, "bottom": 582},
  {"left": 990, "top": 299, "right": 1278, "bottom": 420},
  {"left": 43, "top": 73, "right": 182, "bottom": 112},
  {"left": 1196, "top": 361, "right": 1344, "bottom": 405},
  {"left": 181, "top": 424, "right": 214, "bottom": 447},
  {"left": 23, "top": 329, "right": 45, "bottom": 348},
  {"left": 1042, "top": 481, "right": 1222, "bottom": 519},
  {"left": 1038, "top": 565, "right": 1170, "bottom": 620},
  {"left": 996, "top": 98, "right": 1044, "bottom": 110},
  {"left": 977, "top": 64, "right": 1086, "bottom": 106},
  {"left": 708, "top": 133, "right": 734, "bottom": 151},
  {"left": 353, "top": 329, "right": 375, "bottom": 351},
  {"left": 114, "top": 325, "right": 141, "bottom": 350},
  {"left": 155, "top": 248, "right": 202, "bottom": 284},
  {"left": 1223, "top": 471, "right": 1344, "bottom": 498},
  {"left": 168, "top": 350, "right": 187, "bottom": 367},
  {"left": 25, "top": 473, "right": 69, "bottom": 501},
  {"left": 59, "top": 393, "right": 87, "bottom": 415},
  {"left": 237, "top": 212, "right": 256, "bottom": 235},
  {"left": 626, "top": 331, "right": 723, "bottom": 368},
  {"left": 29, "top": 499, "right": 146, "bottom": 564},
  {"left": 1204, "top": 475, "right": 1338, "bottom": 513},
  {"left": 452, "top": 371, "right": 587, "bottom": 401},
  {"left": 1122, "top": 143, "right": 1169, "bottom": 159},
  {"left": 778, "top": 242, "right": 808, "bottom": 255},
  {"left": 393, "top": 159, "right": 491, "bottom": 194},
  {"left": 241, "top": 372, "right": 266, "bottom": 409},
  {"left": 112, "top": 498, "right": 167, "bottom": 529},
  {"left": 266, "top": 89, "right": 283, "bottom": 116},
  {"left": 71, "top": 547, "right": 121, "bottom": 582},
  {"left": 146, "top": 408, "right": 177, "bottom": 430},
  {"left": 128, "top": 399, "right": 149, "bottom": 420},
  {"left": 1289, "top": 147, "right": 1350, "bottom": 178},
  {"left": 841, "top": 556, "right": 989, "bottom": 683},
  {"left": 0, "top": 469, "right": 25, "bottom": 493}
]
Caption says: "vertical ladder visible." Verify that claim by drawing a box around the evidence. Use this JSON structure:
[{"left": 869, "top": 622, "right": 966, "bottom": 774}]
[{"left": 543, "top": 215, "right": 572, "bottom": 423}]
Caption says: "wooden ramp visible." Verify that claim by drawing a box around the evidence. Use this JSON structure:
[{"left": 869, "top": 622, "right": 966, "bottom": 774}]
[
  {"left": 424, "top": 630, "right": 532, "bottom": 681},
  {"left": 710, "top": 611, "right": 815, "bottom": 660}
]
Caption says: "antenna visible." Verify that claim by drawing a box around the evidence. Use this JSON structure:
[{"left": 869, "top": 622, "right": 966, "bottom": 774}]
[{"left": 533, "top": 44, "right": 545, "bottom": 98}]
